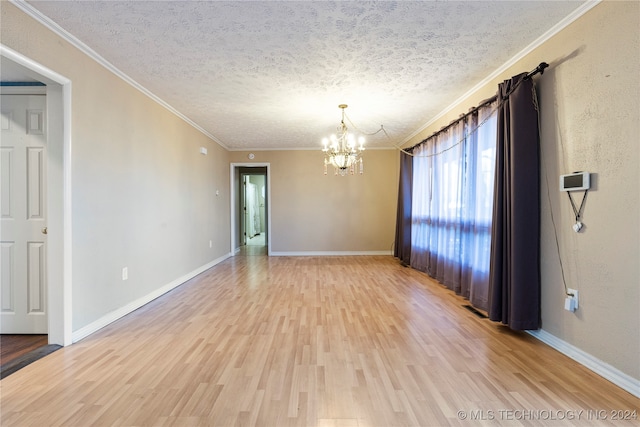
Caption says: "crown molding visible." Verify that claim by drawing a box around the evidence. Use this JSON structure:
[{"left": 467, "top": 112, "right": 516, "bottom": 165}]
[
  {"left": 226, "top": 145, "right": 396, "bottom": 152},
  {"left": 402, "top": 0, "right": 602, "bottom": 146},
  {"left": 10, "top": 0, "right": 228, "bottom": 150}
]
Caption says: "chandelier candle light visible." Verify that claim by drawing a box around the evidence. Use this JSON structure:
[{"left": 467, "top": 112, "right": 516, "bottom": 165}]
[{"left": 322, "top": 104, "right": 365, "bottom": 176}]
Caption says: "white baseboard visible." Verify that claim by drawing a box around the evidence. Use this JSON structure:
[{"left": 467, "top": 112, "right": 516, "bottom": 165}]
[
  {"left": 269, "top": 251, "right": 393, "bottom": 256},
  {"left": 72, "top": 253, "right": 232, "bottom": 343},
  {"left": 528, "top": 329, "right": 640, "bottom": 398}
]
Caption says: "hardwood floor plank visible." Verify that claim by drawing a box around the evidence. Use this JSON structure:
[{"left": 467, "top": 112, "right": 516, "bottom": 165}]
[
  {"left": 0, "top": 256, "right": 637, "bottom": 426},
  {"left": 0, "top": 334, "right": 48, "bottom": 364}
]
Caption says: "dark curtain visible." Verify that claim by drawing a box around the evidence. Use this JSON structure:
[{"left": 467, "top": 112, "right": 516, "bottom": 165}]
[
  {"left": 488, "top": 73, "right": 541, "bottom": 330},
  {"left": 394, "top": 151, "right": 413, "bottom": 265}
]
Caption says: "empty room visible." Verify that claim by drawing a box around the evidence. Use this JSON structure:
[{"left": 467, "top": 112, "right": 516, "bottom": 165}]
[{"left": 0, "top": 1, "right": 638, "bottom": 426}]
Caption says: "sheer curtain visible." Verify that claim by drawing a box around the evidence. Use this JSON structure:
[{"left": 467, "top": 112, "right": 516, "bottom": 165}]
[{"left": 410, "top": 103, "right": 497, "bottom": 310}]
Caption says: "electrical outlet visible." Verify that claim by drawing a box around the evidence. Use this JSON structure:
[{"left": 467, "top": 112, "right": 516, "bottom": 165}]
[
  {"left": 564, "top": 288, "right": 578, "bottom": 312},
  {"left": 568, "top": 288, "right": 578, "bottom": 309},
  {"left": 122, "top": 267, "right": 128, "bottom": 281},
  {"left": 209, "top": 240, "right": 212, "bottom": 248},
  {"left": 564, "top": 296, "right": 575, "bottom": 312}
]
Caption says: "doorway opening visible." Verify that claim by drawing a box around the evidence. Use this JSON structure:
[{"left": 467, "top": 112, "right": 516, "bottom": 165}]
[
  {"left": 230, "top": 164, "right": 270, "bottom": 256},
  {"left": 1, "top": 47, "right": 72, "bottom": 348}
]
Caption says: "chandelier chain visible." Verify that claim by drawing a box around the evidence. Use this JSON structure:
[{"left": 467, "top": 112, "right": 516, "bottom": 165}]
[{"left": 342, "top": 111, "right": 386, "bottom": 136}]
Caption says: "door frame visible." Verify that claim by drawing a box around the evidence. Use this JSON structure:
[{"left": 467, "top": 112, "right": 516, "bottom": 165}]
[
  {"left": 230, "top": 163, "right": 271, "bottom": 255},
  {"left": 1, "top": 45, "right": 73, "bottom": 346}
]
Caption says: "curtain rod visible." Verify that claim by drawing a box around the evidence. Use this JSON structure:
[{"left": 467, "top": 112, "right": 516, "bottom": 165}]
[
  {"left": 524, "top": 62, "right": 549, "bottom": 80},
  {"left": 405, "top": 95, "right": 497, "bottom": 152},
  {"left": 407, "top": 62, "right": 548, "bottom": 152}
]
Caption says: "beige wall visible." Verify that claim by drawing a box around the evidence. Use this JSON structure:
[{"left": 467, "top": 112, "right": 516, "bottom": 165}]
[
  {"left": 2, "top": 3, "right": 231, "bottom": 332},
  {"left": 405, "top": 1, "right": 640, "bottom": 381},
  {"left": 229, "top": 149, "right": 399, "bottom": 254}
]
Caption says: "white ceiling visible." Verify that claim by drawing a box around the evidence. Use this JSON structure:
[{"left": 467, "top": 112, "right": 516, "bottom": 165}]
[{"left": 15, "top": 1, "right": 588, "bottom": 150}]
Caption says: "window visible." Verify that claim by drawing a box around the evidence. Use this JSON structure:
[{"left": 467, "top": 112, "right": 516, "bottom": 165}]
[{"left": 410, "top": 103, "right": 497, "bottom": 309}]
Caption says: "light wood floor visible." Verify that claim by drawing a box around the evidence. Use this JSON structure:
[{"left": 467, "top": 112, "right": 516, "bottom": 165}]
[{"left": 1, "top": 256, "right": 637, "bottom": 426}]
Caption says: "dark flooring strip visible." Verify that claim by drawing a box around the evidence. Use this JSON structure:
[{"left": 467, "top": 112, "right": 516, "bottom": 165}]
[{"left": 0, "top": 344, "right": 62, "bottom": 379}]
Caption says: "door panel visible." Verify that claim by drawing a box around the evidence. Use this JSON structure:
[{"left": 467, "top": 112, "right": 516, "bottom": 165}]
[
  {"left": 27, "top": 147, "right": 45, "bottom": 219},
  {"left": 27, "top": 242, "right": 45, "bottom": 313},
  {"left": 0, "top": 94, "right": 47, "bottom": 333},
  {"left": 1, "top": 147, "right": 13, "bottom": 218},
  {"left": 1, "top": 242, "right": 14, "bottom": 311}
]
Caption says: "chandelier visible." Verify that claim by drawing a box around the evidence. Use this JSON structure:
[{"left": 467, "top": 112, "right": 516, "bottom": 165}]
[{"left": 322, "top": 104, "right": 365, "bottom": 176}]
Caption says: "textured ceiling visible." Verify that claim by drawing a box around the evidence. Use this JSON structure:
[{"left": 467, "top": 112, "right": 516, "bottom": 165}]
[{"left": 21, "top": 1, "right": 587, "bottom": 150}]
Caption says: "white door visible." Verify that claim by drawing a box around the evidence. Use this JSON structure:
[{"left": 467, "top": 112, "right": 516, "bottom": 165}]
[{"left": 0, "top": 94, "right": 48, "bottom": 333}]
